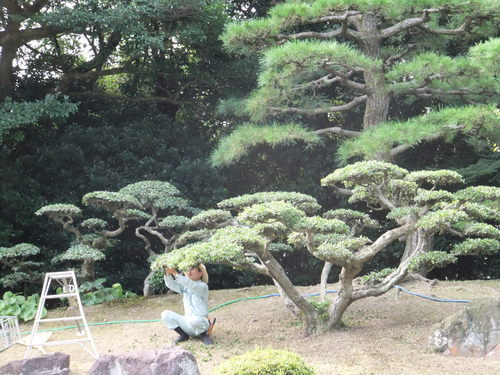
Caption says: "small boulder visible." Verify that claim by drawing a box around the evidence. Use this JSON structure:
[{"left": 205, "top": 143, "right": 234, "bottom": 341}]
[
  {"left": 87, "top": 346, "right": 200, "bottom": 375},
  {"left": 151, "top": 346, "right": 200, "bottom": 375},
  {"left": 429, "top": 299, "right": 500, "bottom": 357},
  {"left": 0, "top": 352, "right": 70, "bottom": 375}
]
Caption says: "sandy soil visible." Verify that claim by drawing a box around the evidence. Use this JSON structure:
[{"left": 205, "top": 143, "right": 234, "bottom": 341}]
[{"left": 1, "top": 279, "right": 499, "bottom": 374}]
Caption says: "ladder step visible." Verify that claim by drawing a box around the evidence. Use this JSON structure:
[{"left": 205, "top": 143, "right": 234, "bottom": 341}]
[
  {"left": 39, "top": 316, "right": 84, "bottom": 323},
  {"left": 46, "top": 271, "right": 77, "bottom": 278},
  {"left": 41, "top": 338, "right": 91, "bottom": 346},
  {"left": 44, "top": 293, "right": 79, "bottom": 299}
]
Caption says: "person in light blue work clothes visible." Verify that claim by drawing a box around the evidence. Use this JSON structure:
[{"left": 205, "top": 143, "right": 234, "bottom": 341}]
[{"left": 161, "top": 264, "right": 213, "bottom": 345}]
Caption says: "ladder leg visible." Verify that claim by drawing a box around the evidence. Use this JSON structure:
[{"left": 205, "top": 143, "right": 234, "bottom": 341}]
[
  {"left": 25, "top": 273, "right": 50, "bottom": 359},
  {"left": 71, "top": 273, "right": 99, "bottom": 358}
]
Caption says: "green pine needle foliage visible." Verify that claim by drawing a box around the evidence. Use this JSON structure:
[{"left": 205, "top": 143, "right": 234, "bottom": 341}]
[
  {"left": 210, "top": 123, "right": 320, "bottom": 166},
  {"left": 452, "top": 238, "right": 500, "bottom": 255},
  {"left": 222, "top": 0, "right": 498, "bottom": 53},
  {"left": 337, "top": 105, "right": 499, "bottom": 163},
  {"left": 35, "top": 204, "right": 82, "bottom": 218},
  {"left": 408, "top": 251, "right": 457, "bottom": 272},
  {"left": 0, "top": 243, "right": 40, "bottom": 258},
  {"left": 52, "top": 244, "right": 106, "bottom": 263},
  {"left": 387, "top": 40, "right": 500, "bottom": 97},
  {"left": 218, "top": 191, "right": 320, "bottom": 214}
]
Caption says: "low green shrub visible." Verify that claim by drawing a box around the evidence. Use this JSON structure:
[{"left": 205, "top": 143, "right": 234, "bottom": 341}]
[
  {"left": 0, "top": 291, "right": 47, "bottom": 322},
  {"left": 211, "top": 348, "right": 316, "bottom": 375},
  {"left": 57, "top": 278, "right": 137, "bottom": 306},
  {"left": 309, "top": 298, "right": 331, "bottom": 323}
]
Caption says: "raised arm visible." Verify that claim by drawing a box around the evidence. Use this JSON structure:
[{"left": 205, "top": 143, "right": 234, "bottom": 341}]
[{"left": 163, "top": 268, "right": 186, "bottom": 294}]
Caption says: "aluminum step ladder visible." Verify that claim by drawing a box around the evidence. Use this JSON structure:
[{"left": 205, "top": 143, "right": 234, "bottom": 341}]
[{"left": 24, "top": 270, "right": 98, "bottom": 359}]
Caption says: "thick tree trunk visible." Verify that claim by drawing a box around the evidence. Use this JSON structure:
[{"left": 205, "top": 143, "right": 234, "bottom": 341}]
[
  {"left": 319, "top": 261, "right": 332, "bottom": 302},
  {"left": 363, "top": 85, "right": 391, "bottom": 128},
  {"left": 351, "top": 13, "right": 392, "bottom": 131},
  {"left": 328, "top": 266, "right": 358, "bottom": 329},
  {"left": 401, "top": 230, "right": 434, "bottom": 276},
  {"left": 81, "top": 259, "right": 96, "bottom": 281},
  {"left": 260, "top": 250, "right": 320, "bottom": 335},
  {"left": 0, "top": 41, "right": 17, "bottom": 99},
  {"left": 143, "top": 269, "right": 155, "bottom": 297},
  {"left": 328, "top": 289, "right": 354, "bottom": 329},
  {"left": 272, "top": 280, "right": 301, "bottom": 317}
]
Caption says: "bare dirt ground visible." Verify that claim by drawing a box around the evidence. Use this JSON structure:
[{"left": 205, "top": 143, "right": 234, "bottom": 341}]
[{"left": 1, "top": 279, "right": 499, "bottom": 374}]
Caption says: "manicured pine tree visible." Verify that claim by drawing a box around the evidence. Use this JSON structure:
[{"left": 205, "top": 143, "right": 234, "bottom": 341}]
[
  {"left": 152, "top": 162, "right": 499, "bottom": 333},
  {"left": 0, "top": 243, "right": 43, "bottom": 294},
  {"left": 215, "top": 0, "right": 499, "bottom": 281},
  {"left": 36, "top": 181, "right": 198, "bottom": 295},
  {"left": 214, "top": 0, "right": 499, "bottom": 164}
]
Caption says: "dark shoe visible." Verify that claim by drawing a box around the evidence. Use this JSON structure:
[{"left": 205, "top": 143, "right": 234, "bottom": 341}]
[
  {"left": 199, "top": 331, "right": 213, "bottom": 345},
  {"left": 173, "top": 327, "right": 189, "bottom": 344}
]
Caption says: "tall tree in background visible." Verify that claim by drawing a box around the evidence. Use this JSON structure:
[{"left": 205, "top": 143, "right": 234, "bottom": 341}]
[
  {"left": 214, "top": 0, "right": 498, "bottom": 166},
  {"left": 0, "top": 0, "right": 226, "bottom": 141},
  {"left": 213, "top": 0, "right": 499, "bottom": 281},
  {"left": 0, "top": 0, "right": 232, "bottom": 294}
]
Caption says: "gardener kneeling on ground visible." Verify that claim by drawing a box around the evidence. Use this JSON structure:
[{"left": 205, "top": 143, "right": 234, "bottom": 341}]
[{"left": 161, "top": 264, "right": 213, "bottom": 345}]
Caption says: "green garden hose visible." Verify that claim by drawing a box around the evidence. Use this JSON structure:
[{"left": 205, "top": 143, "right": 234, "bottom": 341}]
[{"left": 19, "top": 286, "right": 469, "bottom": 335}]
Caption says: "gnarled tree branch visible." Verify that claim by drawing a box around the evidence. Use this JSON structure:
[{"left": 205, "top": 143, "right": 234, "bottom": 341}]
[{"left": 269, "top": 94, "right": 367, "bottom": 116}]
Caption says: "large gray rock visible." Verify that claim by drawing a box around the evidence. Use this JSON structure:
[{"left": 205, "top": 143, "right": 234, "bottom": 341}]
[
  {"left": 0, "top": 352, "right": 70, "bottom": 375},
  {"left": 429, "top": 299, "right": 500, "bottom": 357},
  {"left": 87, "top": 346, "right": 200, "bottom": 375}
]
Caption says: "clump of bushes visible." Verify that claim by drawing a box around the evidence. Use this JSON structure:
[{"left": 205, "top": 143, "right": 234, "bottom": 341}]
[
  {"left": 211, "top": 348, "right": 316, "bottom": 375},
  {"left": 0, "top": 292, "right": 46, "bottom": 322},
  {"left": 57, "top": 278, "right": 137, "bottom": 306},
  {"left": 309, "top": 298, "right": 331, "bottom": 323}
]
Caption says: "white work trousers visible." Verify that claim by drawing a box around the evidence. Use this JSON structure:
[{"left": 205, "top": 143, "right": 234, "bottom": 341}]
[{"left": 161, "top": 310, "right": 209, "bottom": 336}]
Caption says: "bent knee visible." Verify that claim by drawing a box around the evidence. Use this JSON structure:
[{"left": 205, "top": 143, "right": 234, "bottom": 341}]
[{"left": 161, "top": 310, "right": 173, "bottom": 321}]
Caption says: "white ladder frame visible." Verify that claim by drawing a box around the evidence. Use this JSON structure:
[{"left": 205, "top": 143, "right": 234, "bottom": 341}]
[{"left": 24, "top": 270, "right": 98, "bottom": 359}]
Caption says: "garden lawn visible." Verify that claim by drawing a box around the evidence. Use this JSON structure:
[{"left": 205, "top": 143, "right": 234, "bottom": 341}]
[{"left": 1, "top": 279, "right": 499, "bottom": 374}]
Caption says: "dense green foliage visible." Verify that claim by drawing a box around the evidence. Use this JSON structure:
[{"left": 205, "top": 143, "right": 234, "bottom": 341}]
[
  {"left": 152, "top": 161, "right": 499, "bottom": 332},
  {"left": 0, "top": 292, "right": 46, "bottom": 322},
  {"left": 216, "top": 0, "right": 499, "bottom": 169},
  {"left": 1, "top": 0, "right": 498, "bottom": 301},
  {"left": 212, "top": 348, "right": 316, "bottom": 375},
  {"left": 0, "top": 243, "right": 43, "bottom": 290},
  {"left": 68, "top": 279, "right": 137, "bottom": 306}
]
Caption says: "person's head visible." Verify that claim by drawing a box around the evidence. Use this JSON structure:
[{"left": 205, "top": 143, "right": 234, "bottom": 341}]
[{"left": 186, "top": 264, "right": 209, "bottom": 283}]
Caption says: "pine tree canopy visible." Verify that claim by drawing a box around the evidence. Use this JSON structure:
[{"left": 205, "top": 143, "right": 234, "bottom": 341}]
[{"left": 214, "top": 0, "right": 499, "bottom": 166}]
